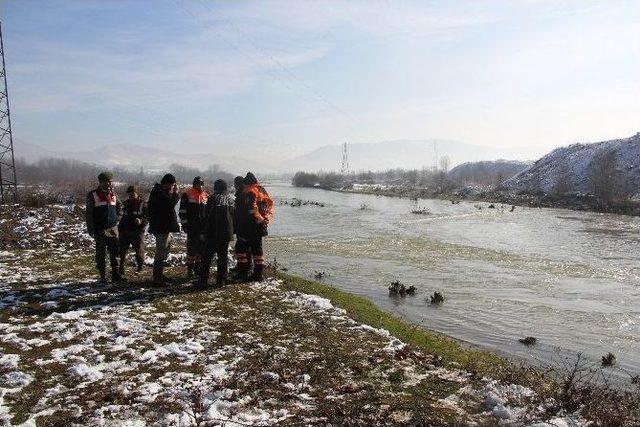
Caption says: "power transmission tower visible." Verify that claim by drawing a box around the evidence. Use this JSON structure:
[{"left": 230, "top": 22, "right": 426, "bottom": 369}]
[
  {"left": 340, "top": 142, "right": 349, "bottom": 175},
  {"left": 0, "top": 21, "right": 17, "bottom": 204}
]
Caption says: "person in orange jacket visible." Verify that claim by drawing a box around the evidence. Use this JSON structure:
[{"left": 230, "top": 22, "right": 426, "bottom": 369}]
[
  {"left": 234, "top": 172, "right": 273, "bottom": 282},
  {"left": 179, "top": 176, "right": 209, "bottom": 277}
]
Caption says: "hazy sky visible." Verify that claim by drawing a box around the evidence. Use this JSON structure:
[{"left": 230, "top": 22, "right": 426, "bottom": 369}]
[{"left": 4, "top": 0, "right": 640, "bottom": 160}]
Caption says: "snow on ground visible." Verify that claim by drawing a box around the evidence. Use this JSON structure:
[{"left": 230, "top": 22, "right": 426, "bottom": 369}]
[{"left": 0, "top": 205, "right": 590, "bottom": 425}]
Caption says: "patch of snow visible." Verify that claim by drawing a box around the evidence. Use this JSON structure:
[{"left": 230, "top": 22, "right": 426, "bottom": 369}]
[{"left": 68, "top": 363, "right": 104, "bottom": 382}]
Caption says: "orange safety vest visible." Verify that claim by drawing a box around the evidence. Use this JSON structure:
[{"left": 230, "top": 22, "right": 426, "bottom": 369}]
[{"left": 246, "top": 184, "right": 274, "bottom": 223}]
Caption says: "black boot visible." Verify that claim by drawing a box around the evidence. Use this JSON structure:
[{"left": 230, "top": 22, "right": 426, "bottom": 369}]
[
  {"left": 195, "top": 265, "right": 209, "bottom": 289},
  {"left": 98, "top": 269, "right": 107, "bottom": 285},
  {"left": 215, "top": 275, "right": 227, "bottom": 288},
  {"left": 249, "top": 265, "right": 264, "bottom": 282},
  {"left": 152, "top": 263, "right": 165, "bottom": 287},
  {"left": 112, "top": 270, "right": 124, "bottom": 284}
]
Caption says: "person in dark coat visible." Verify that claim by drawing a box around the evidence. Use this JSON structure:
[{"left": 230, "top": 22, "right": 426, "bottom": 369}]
[
  {"left": 234, "top": 172, "right": 273, "bottom": 282},
  {"left": 232, "top": 176, "right": 250, "bottom": 277},
  {"left": 197, "top": 179, "right": 234, "bottom": 288},
  {"left": 147, "top": 173, "right": 180, "bottom": 286},
  {"left": 118, "top": 185, "right": 148, "bottom": 277},
  {"left": 179, "top": 176, "right": 209, "bottom": 278},
  {"left": 85, "top": 171, "right": 123, "bottom": 284}
]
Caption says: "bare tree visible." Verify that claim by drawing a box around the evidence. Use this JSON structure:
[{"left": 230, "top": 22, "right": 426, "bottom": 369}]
[{"left": 588, "top": 149, "right": 631, "bottom": 205}]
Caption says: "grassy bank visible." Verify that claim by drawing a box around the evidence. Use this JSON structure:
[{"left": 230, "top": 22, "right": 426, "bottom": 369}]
[
  {"left": 276, "top": 271, "right": 511, "bottom": 378},
  {"left": 2, "top": 204, "right": 638, "bottom": 425}
]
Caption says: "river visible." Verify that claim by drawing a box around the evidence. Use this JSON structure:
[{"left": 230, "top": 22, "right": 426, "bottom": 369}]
[{"left": 263, "top": 183, "right": 640, "bottom": 375}]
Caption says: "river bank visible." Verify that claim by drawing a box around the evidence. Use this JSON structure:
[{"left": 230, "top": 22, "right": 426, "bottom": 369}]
[
  {"left": 303, "top": 184, "right": 640, "bottom": 217},
  {"left": 1, "top": 204, "right": 638, "bottom": 425}
]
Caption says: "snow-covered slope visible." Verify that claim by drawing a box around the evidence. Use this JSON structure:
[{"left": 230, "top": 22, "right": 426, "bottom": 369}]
[
  {"left": 501, "top": 133, "right": 640, "bottom": 197},
  {"left": 448, "top": 160, "right": 530, "bottom": 185}
]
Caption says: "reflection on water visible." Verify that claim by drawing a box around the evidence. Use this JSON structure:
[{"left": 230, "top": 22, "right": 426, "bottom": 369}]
[{"left": 264, "top": 183, "right": 640, "bottom": 373}]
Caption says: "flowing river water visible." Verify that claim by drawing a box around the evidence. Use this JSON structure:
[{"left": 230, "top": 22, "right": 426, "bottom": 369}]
[{"left": 264, "top": 183, "right": 640, "bottom": 375}]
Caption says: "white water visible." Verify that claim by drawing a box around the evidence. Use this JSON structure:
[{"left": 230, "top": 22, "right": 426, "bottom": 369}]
[{"left": 265, "top": 183, "right": 640, "bottom": 375}]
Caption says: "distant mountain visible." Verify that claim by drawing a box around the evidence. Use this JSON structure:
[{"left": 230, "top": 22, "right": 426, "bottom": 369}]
[
  {"left": 279, "top": 139, "right": 514, "bottom": 172},
  {"left": 501, "top": 133, "right": 640, "bottom": 197},
  {"left": 14, "top": 142, "right": 270, "bottom": 175},
  {"left": 448, "top": 160, "right": 530, "bottom": 186}
]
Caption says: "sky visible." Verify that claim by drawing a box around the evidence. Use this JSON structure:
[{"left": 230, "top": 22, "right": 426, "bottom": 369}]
[{"left": 3, "top": 0, "right": 640, "bottom": 162}]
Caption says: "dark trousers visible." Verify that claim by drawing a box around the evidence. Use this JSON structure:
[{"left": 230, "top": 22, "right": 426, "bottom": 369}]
[
  {"left": 235, "top": 233, "right": 264, "bottom": 273},
  {"left": 119, "top": 230, "right": 145, "bottom": 270},
  {"left": 186, "top": 232, "right": 203, "bottom": 267},
  {"left": 95, "top": 226, "right": 119, "bottom": 278},
  {"left": 199, "top": 240, "right": 230, "bottom": 285}
]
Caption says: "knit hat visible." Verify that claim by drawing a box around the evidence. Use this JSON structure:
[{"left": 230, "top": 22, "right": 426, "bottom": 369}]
[
  {"left": 160, "top": 173, "right": 176, "bottom": 185},
  {"left": 213, "top": 179, "right": 228, "bottom": 194},
  {"left": 244, "top": 172, "right": 258, "bottom": 185},
  {"left": 193, "top": 176, "right": 204, "bottom": 186},
  {"left": 98, "top": 172, "right": 113, "bottom": 183}
]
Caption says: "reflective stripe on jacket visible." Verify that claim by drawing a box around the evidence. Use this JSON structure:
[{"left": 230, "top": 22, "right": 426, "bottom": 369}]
[
  {"left": 179, "top": 187, "right": 209, "bottom": 233},
  {"left": 86, "top": 189, "right": 121, "bottom": 234},
  {"left": 245, "top": 184, "right": 274, "bottom": 224}
]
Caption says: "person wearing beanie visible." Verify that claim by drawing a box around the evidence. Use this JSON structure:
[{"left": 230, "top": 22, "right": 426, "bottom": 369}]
[
  {"left": 85, "top": 171, "right": 123, "bottom": 284},
  {"left": 197, "top": 179, "right": 234, "bottom": 289},
  {"left": 118, "top": 185, "right": 148, "bottom": 277},
  {"left": 179, "top": 176, "right": 209, "bottom": 278},
  {"left": 234, "top": 172, "right": 273, "bottom": 282},
  {"left": 147, "top": 173, "right": 180, "bottom": 286}
]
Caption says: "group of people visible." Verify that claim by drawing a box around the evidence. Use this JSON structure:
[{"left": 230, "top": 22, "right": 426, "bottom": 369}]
[{"left": 85, "top": 171, "right": 274, "bottom": 288}]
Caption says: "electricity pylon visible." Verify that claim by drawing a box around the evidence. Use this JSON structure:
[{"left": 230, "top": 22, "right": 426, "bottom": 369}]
[
  {"left": 340, "top": 142, "right": 349, "bottom": 175},
  {"left": 0, "top": 21, "right": 17, "bottom": 203}
]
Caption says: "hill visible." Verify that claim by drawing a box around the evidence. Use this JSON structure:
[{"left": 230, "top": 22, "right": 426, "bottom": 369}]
[
  {"left": 448, "top": 160, "right": 530, "bottom": 186},
  {"left": 501, "top": 133, "right": 640, "bottom": 199}
]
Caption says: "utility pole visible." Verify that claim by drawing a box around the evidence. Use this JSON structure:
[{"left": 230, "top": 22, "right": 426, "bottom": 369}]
[
  {"left": 0, "top": 21, "right": 17, "bottom": 203},
  {"left": 340, "top": 142, "right": 349, "bottom": 175},
  {"left": 433, "top": 140, "right": 438, "bottom": 171}
]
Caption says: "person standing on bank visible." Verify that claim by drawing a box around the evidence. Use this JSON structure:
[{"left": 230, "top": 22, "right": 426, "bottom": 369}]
[
  {"left": 118, "top": 185, "right": 148, "bottom": 277},
  {"left": 179, "top": 176, "right": 209, "bottom": 278},
  {"left": 85, "top": 172, "right": 123, "bottom": 285},
  {"left": 232, "top": 176, "right": 249, "bottom": 274},
  {"left": 197, "top": 179, "right": 234, "bottom": 288},
  {"left": 235, "top": 172, "right": 273, "bottom": 282},
  {"left": 147, "top": 174, "right": 180, "bottom": 287}
]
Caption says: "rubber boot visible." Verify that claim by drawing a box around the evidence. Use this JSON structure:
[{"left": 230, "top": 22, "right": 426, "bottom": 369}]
[
  {"left": 112, "top": 269, "right": 124, "bottom": 285},
  {"left": 152, "top": 263, "right": 165, "bottom": 287},
  {"left": 195, "top": 265, "right": 209, "bottom": 289},
  {"left": 215, "top": 275, "right": 227, "bottom": 288},
  {"left": 98, "top": 267, "right": 107, "bottom": 286},
  {"left": 249, "top": 265, "right": 264, "bottom": 283},
  {"left": 235, "top": 264, "right": 250, "bottom": 283}
]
